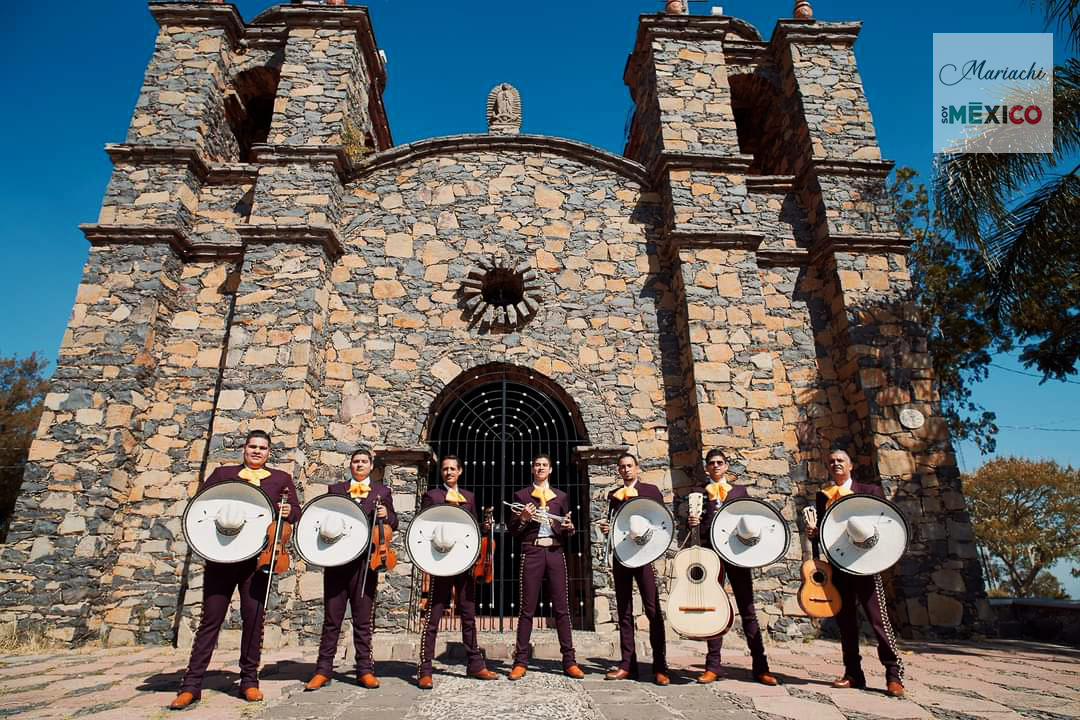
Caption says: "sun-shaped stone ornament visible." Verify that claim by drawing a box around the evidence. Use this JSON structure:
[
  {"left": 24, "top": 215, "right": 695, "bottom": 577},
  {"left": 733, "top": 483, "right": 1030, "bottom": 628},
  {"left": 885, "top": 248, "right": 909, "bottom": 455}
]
[{"left": 460, "top": 258, "right": 541, "bottom": 329}]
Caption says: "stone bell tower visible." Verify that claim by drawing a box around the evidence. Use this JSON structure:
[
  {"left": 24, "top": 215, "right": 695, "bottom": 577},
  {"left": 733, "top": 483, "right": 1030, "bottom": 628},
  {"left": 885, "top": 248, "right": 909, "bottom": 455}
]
[
  {"left": 0, "top": 0, "right": 391, "bottom": 645},
  {"left": 623, "top": 2, "right": 989, "bottom": 636}
]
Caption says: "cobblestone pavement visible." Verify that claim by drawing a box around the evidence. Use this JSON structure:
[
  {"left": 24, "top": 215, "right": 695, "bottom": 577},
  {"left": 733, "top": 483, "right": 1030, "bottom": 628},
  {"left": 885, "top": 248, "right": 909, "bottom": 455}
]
[{"left": 1, "top": 635, "right": 1078, "bottom": 720}]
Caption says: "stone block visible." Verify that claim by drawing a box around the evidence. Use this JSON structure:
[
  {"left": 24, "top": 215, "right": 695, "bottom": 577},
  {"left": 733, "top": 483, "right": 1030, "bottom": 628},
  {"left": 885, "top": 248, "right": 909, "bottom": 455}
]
[{"left": 927, "top": 592, "right": 964, "bottom": 626}]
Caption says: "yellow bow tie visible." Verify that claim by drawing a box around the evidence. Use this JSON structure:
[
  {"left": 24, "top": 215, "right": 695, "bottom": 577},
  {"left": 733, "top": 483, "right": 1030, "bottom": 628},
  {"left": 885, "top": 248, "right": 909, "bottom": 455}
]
[
  {"left": 613, "top": 484, "right": 638, "bottom": 501},
  {"left": 446, "top": 488, "right": 466, "bottom": 504},
  {"left": 238, "top": 467, "right": 271, "bottom": 485},
  {"left": 705, "top": 480, "right": 731, "bottom": 503},
  {"left": 531, "top": 485, "right": 556, "bottom": 508},
  {"left": 349, "top": 480, "right": 371, "bottom": 499},
  {"left": 823, "top": 483, "right": 853, "bottom": 508}
]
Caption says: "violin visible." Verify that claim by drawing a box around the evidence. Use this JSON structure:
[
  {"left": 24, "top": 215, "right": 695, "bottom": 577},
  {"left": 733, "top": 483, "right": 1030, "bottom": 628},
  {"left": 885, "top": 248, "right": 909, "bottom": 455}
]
[
  {"left": 369, "top": 496, "right": 397, "bottom": 573},
  {"left": 473, "top": 507, "right": 495, "bottom": 583},
  {"left": 257, "top": 489, "right": 292, "bottom": 574}
]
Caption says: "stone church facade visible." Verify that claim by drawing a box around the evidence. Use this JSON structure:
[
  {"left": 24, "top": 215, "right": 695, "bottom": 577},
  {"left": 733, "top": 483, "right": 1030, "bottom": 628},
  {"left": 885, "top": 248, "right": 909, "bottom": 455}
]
[{"left": 0, "top": 0, "right": 989, "bottom": 648}]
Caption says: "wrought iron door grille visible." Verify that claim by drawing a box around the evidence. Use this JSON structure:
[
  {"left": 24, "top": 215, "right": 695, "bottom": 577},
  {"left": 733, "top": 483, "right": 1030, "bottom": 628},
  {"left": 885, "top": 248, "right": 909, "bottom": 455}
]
[{"left": 409, "top": 365, "right": 592, "bottom": 633}]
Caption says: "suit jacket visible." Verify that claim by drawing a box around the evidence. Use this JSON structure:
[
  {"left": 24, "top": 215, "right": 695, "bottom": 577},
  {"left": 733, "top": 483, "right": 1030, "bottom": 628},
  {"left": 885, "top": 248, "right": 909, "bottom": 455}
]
[
  {"left": 329, "top": 479, "right": 399, "bottom": 530},
  {"left": 508, "top": 485, "right": 575, "bottom": 543},
  {"left": 420, "top": 485, "right": 481, "bottom": 524},
  {"left": 204, "top": 464, "right": 301, "bottom": 524},
  {"left": 812, "top": 480, "right": 884, "bottom": 559},
  {"left": 694, "top": 482, "right": 749, "bottom": 551}
]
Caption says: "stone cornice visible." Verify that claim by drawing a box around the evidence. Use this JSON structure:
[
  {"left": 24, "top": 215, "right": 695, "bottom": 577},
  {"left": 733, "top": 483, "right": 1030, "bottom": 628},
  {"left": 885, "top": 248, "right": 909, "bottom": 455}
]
[
  {"left": 770, "top": 20, "right": 862, "bottom": 50},
  {"left": 757, "top": 248, "right": 810, "bottom": 267},
  {"left": 235, "top": 224, "right": 344, "bottom": 261},
  {"left": 811, "top": 233, "right": 911, "bottom": 263},
  {"left": 148, "top": 2, "right": 245, "bottom": 47},
  {"left": 669, "top": 230, "right": 765, "bottom": 251},
  {"left": 809, "top": 158, "right": 895, "bottom": 179},
  {"left": 746, "top": 175, "right": 795, "bottom": 193},
  {"left": 650, "top": 152, "right": 754, "bottom": 186},
  {"left": 105, "top": 144, "right": 209, "bottom": 180},
  {"left": 572, "top": 445, "right": 627, "bottom": 466},
  {"left": 250, "top": 144, "right": 351, "bottom": 183},
  {"left": 377, "top": 447, "right": 437, "bottom": 469},
  {"left": 80, "top": 223, "right": 245, "bottom": 261},
  {"left": 354, "top": 134, "right": 649, "bottom": 186},
  {"left": 105, "top": 144, "right": 259, "bottom": 185}
]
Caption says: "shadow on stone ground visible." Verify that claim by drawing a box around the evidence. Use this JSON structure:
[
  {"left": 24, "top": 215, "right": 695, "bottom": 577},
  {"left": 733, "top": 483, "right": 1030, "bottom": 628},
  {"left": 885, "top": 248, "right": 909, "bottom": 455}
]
[{"left": 1, "top": 637, "right": 1078, "bottom": 719}]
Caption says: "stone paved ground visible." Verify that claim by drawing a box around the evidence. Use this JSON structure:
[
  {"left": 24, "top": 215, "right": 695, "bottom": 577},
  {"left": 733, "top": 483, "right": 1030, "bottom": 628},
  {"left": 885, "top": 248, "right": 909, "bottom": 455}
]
[{"left": 1, "top": 635, "right": 1077, "bottom": 720}]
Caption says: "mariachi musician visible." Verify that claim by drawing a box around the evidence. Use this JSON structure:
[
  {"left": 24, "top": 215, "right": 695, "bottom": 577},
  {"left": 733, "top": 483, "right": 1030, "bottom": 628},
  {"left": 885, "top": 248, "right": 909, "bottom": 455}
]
[
  {"left": 415, "top": 456, "right": 498, "bottom": 688},
  {"left": 598, "top": 452, "right": 669, "bottom": 684},
  {"left": 506, "top": 453, "right": 585, "bottom": 680},
  {"left": 170, "top": 429, "right": 301, "bottom": 710},
  {"left": 305, "top": 446, "right": 397, "bottom": 691},
  {"left": 688, "top": 448, "right": 778, "bottom": 686},
  {"left": 810, "top": 449, "right": 904, "bottom": 698}
]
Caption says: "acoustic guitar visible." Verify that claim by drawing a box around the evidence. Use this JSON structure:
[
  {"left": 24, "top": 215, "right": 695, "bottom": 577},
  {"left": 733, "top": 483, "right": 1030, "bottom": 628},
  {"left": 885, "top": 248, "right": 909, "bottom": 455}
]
[
  {"left": 797, "top": 506, "right": 842, "bottom": 618},
  {"left": 667, "top": 492, "right": 734, "bottom": 639}
]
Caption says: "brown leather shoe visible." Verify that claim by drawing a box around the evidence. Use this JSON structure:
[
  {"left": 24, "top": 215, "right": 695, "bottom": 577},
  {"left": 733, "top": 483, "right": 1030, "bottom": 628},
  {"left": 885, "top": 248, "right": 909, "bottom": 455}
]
[
  {"left": 417, "top": 675, "right": 433, "bottom": 690},
  {"left": 605, "top": 668, "right": 632, "bottom": 680},
  {"left": 697, "top": 671, "right": 719, "bottom": 684},
  {"left": 564, "top": 664, "right": 585, "bottom": 679},
  {"left": 886, "top": 681, "right": 905, "bottom": 698},
  {"left": 242, "top": 687, "right": 263, "bottom": 702},
  {"left": 468, "top": 669, "right": 498, "bottom": 680},
  {"left": 168, "top": 692, "right": 198, "bottom": 710},
  {"left": 832, "top": 675, "right": 866, "bottom": 689},
  {"left": 755, "top": 672, "right": 779, "bottom": 686},
  {"left": 358, "top": 673, "right": 380, "bottom": 689},
  {"left": 508, "top": 665, "right": 527, "bottom": 681},
  {"left": 305, "top": 673, "right": 330, "bottom": 691},
  {"left": 654, "top": 672, "right": 670, "bottom": 686}
]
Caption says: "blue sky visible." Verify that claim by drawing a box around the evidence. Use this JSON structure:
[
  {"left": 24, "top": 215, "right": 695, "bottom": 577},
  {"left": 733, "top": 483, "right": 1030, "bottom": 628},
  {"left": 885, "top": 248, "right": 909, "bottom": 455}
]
[{"left": 2, "top": 2, "right": 1077, "bottom": 593}]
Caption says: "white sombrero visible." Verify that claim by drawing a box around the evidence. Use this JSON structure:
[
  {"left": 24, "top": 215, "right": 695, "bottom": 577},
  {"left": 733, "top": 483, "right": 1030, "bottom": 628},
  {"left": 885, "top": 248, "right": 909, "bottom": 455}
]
[
  {"left": 612, "top": 497, "right": 674, "bottom": 568},
  {"left": 293, "top": 493, "right": 371, "bottom": 568},
  {"left": 820, "top": 494, "right": 909, "bottom": 576},
  {"left": 182, "top": 480, "right": 274, "bottom": 564},
  {"left": 710, "top": 497, "right": 791, "bottom": 568}
]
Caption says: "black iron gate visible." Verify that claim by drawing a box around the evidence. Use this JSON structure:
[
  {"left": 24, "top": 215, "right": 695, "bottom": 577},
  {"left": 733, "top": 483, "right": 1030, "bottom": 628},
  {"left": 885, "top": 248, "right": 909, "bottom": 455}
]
[{"left": 409, "top": 365, "right": 592, "bottom": 632}]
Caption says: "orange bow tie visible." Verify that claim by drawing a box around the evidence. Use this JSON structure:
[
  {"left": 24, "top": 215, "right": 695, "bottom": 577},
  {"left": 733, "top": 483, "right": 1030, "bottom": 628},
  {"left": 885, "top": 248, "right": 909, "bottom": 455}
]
[
  {"left": 531, "top": 484, "right": 556, "bottom": 508},
  {"left": 822, "top": 483, "right": 853, "bottom": 508},
  {"left": 349, "top": 480, "right": 371, "bottom": 499},
  {"left": 613, "top": 483, "right": 638, "bottom": 501},
  {"left": 238, "top": 466, "right": 271, "bottom": 485},
  {"left": 446, "top": 487, "right": 466, "bottom": 504},
  {"left": 705, "top": 480, "right": 731, "bottom": 503}
]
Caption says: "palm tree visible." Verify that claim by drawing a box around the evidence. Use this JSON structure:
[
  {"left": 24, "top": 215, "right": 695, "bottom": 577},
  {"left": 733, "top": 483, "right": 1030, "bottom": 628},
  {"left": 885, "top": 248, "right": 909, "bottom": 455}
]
[{"left": 933, "top": 2, "right": 1080, "bottom": 381}]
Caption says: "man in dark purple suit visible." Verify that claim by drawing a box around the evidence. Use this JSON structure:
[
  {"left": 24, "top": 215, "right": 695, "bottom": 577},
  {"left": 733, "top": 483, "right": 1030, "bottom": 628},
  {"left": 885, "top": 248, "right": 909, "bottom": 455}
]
[
  {"left": 688, "top": 448, "right": 778, "bottom": 686},
  {"left": 507, "top": 453, "right": 585, "bottom": 680},
  {"left": 598, "top": 453, "right": 668, "bottom": 684},
  {"left": 170, "top": 429, "right": 301, "bottom": 710},
  {"left": 415, "top": 455, "right": 499, "bottom": 688},
  {"left": 305, "top": 446, "right": 398, "bottom": 691},
  {"left": 810, "top": 449, "right": 905, "bottom": 698}
]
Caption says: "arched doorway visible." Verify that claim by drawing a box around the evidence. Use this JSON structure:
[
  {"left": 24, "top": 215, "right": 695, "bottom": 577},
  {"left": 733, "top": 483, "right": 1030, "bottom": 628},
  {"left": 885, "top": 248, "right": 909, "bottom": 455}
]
[{"left": 415, "top": 363, "right": 592, "bottom": 632}]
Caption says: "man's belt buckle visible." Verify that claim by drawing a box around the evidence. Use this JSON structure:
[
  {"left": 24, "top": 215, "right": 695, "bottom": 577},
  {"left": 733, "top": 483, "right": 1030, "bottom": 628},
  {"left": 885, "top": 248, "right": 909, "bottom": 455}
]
[{"left": 534, "top": 538, "right": 554, "bottom": 547}]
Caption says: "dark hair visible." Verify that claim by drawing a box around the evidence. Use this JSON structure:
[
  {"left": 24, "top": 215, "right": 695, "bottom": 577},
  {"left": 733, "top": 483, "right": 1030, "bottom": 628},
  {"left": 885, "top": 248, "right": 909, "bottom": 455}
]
[
  {"left": 245, "top": 429, "right": 271, "bottom": 445},
  {"left": 617, "top": 452, "right": 638, "bottom": 465},
  {"left": 351, "top": 445, "right": 374, "bottom": 462},
  {"left": 704, "top": 448, "right": 728, "bottom": 463},
  {"left": 440, "top": 455, "right": 462, "bottom": 469},
  {"left": 532, "top": 453, "right": 552, "bottom": 464}
]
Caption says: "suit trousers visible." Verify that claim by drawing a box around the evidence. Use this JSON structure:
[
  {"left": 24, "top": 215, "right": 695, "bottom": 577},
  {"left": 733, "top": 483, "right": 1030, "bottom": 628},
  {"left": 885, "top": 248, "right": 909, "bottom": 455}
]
[
  {"left": 513, "top": 544, "right": 577, "bottom": 669},
  {"left": 705, "top": 564, "right": 770, "bottom": 675},
  {"left": 315, "top": 559, "right": 379, "bottom": 676},
  {"left": 180, "top": 558, "right": 268, "bottom": 695}
]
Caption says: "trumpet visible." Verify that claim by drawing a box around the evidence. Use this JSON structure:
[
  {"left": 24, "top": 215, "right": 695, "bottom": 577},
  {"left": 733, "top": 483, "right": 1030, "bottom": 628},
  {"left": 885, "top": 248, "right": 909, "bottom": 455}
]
[{"left": 502, "top": 501, "right": 570, "bottom": 526}]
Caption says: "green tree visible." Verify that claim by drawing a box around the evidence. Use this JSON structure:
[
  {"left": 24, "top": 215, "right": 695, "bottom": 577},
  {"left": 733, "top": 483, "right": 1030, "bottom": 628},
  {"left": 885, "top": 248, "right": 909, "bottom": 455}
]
[
  {"left": 0, "top": 353, "right": 49, "bottom": 542},
  {"left": 963, "top": 457, "right": 1080, "bottom": 598},
  {"left": 891, "top": 167, "right": 1000, "bottom": 452},
  {"left": 933, "top": 1, "right": 1080, "bottom": 381}
]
